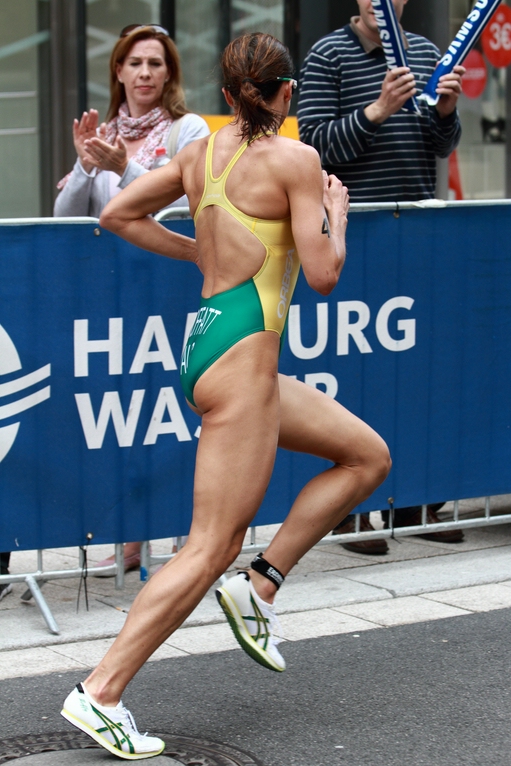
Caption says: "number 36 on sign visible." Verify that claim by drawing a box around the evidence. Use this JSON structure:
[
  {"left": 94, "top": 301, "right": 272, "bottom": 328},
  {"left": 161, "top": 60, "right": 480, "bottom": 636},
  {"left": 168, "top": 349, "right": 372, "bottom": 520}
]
[{"left": 482, "top": 3, "right": 511, "bottom": 68}]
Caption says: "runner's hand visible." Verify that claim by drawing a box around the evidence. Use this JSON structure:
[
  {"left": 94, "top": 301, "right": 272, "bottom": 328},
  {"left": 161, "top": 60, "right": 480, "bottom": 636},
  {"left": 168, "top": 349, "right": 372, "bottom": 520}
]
[{"left": 323, "top": 171, "right": 349, "bottom": 228}]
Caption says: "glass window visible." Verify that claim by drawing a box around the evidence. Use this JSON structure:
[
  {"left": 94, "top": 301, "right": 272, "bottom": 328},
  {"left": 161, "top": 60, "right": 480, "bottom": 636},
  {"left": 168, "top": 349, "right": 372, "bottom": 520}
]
[
  {"left": 176, "top": 0, "right": 285, "bottom": 115},
  {"left": 86, "top": 0, "right": 159, "bottom": 121},
  {"left": 0, "top": 1, "right": 50, "bottom": 217},
  {"left": 176, "top": 0, "right": 225, "bottom": 115},
  {"left": 232, "top": 0, "right": 283, "bottom": 40},
  {"left": 452, "top": 0, "right": 508, "bottom": 199}
]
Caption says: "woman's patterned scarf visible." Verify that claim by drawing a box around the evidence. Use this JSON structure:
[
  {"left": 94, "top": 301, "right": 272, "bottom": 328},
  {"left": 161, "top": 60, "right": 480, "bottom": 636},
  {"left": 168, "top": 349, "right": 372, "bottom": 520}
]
[{"left": 104, "top": 102, "right": 172, "bottom": 167}]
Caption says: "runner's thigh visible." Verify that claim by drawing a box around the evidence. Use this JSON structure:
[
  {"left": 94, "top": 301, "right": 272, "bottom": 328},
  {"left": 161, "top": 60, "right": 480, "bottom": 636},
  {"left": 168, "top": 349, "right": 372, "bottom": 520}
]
[{"left": 277, "top": 373, "right": 388, "bottom": 466}]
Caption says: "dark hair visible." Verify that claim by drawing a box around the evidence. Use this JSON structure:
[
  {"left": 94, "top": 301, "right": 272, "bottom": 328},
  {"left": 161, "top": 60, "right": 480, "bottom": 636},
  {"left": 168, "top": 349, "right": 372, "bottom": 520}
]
[
  {"left": 221, "top": 33, "right": 294, "bottom": 142},
  {"left": 106, "top": 27, "right": 188, "bottom": 122}
]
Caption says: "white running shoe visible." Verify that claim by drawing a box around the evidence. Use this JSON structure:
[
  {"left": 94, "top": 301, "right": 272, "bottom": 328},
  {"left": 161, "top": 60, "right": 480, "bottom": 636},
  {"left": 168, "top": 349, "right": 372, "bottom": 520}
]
[
  {"left": 216, "top": 572, "right": 285, "bottom": 672},
  {"left": 61, "top": 683, "right": 165, "bottom": 760}
]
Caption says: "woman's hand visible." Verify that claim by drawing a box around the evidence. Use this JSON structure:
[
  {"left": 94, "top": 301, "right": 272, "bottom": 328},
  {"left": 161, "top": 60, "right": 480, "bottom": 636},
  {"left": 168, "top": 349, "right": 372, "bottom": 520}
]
[
  {"left": 84, "top": 128, "right": 129, "bottom": 176},
  {"left": 73, "top": 110, "right": 100, "bottom": 173}
]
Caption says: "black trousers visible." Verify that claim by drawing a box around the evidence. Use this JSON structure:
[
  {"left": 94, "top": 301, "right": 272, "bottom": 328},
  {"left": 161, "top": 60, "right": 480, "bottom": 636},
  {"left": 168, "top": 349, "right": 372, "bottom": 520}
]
[{"left": 0, "top": 552, "right": 10, "bottom": 573}]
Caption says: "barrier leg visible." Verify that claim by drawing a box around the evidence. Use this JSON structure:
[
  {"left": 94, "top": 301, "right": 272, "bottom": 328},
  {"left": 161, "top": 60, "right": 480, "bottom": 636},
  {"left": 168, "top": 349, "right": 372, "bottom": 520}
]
[
  {"left": 20, "top": 580, "right": 47, "bottom": 602},
  {"left": 115, "top": 543, "right": 124, "bottom": 591},
  {"left": 25, "top": 574, "right": 59, "bottom": 635},
  {"left": 20, "top": 550, "right": 46, "bottom": 601},
  {"left": 140, "top": 541, "right": 150, "bottom": 582}
]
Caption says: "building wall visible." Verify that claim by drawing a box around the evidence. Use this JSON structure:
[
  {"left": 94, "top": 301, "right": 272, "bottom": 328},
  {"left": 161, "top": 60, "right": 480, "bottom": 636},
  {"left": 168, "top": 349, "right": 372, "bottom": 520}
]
[
  {"left": 0, "top": 0, "right": 509, "bottom": 216},
  {"left": 0, "top": 0, "right": 47, "bottom": 217}
]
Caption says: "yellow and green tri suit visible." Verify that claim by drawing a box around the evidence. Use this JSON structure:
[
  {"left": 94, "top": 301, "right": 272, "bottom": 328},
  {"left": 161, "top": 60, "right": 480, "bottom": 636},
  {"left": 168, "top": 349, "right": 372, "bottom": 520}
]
[{"left": 180, "top": 130, "right": 301, "bottom": 406}]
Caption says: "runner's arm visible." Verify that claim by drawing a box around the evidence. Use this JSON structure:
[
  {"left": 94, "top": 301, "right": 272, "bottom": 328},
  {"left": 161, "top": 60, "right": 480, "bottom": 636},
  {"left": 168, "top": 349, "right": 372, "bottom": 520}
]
[
  {"left": 99, "top": 150, "right": 198, "bottom": 265},
  {"left": 286, "top": 146, "right": 349, "bottom": 295}
]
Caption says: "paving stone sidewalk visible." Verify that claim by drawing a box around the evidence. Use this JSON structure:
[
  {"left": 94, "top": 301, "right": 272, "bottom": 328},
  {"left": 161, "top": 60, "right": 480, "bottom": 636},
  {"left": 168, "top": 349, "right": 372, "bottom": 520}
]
[{"left": 2, "top": 497, "right": 511, "bottom": 680}]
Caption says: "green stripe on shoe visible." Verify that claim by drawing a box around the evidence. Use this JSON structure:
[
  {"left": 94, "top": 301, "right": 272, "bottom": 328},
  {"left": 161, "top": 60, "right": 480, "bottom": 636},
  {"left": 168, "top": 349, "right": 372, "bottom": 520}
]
[{"left": 91, "top": 706, "right": 135, "bottom": 754}]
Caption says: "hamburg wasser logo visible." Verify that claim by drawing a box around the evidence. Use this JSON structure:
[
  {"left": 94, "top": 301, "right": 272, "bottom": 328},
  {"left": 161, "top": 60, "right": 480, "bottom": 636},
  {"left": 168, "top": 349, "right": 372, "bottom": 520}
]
[{"left": 0, "top": 324, "right": 51, "bottom": 463}]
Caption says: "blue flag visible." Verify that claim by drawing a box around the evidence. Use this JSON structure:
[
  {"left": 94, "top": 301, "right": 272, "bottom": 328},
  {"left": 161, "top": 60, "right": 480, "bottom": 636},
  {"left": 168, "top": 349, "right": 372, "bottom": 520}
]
[
  {"left": 419, "top": 0, "right": 501, "bottom": 106},
  {"left": 371, "top": 0, "right": 421, "bottom": 115}
]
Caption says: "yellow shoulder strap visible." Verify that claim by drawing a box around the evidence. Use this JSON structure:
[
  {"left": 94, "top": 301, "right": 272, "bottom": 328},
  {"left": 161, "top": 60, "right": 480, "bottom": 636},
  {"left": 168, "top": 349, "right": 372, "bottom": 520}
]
[
  {"left": 212, "top": 136, "right": 250, "bottom": 182},
  {"left": 194, "top": 132, "right": 218, "bottom": 223},
  {"left": 204, "top": 130, "right": 218, "bottom": 181},
  {"left": 194, "top": 131, "right": 251, "bottom": 222}
]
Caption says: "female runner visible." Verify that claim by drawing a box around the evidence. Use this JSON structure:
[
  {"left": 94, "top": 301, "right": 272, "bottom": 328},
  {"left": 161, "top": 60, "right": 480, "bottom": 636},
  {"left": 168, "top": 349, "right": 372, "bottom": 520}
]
[{"left": 61, "top": 32, "right": 391, "bottom": 760}]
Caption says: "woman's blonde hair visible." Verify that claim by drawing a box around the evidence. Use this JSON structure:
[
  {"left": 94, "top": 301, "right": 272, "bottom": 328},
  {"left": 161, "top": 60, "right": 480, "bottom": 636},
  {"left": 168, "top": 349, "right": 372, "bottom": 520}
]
[{"left": 106, "top": 27, "right": 188, "bottom": 122}]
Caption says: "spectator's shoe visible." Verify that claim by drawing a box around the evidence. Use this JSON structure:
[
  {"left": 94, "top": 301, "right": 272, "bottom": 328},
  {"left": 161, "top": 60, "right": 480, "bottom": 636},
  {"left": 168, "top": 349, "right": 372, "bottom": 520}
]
[
  {"left": 61, "top": 683, "right": 165, "bottom": 760},
  {"left": 383, "top": 505, "right": 464, "bottom": 543},
  {"left": 332, "top": 514, "right": 388, "bottom": 555},
  {"left": 0, "top": 582, "right": 12, "bottom": 602},
  {"left": 93, "top": 552, "right": 141, "bottom": 578},
  {"left": 216, "top": 572, "right": 285, "bottom": 672}
]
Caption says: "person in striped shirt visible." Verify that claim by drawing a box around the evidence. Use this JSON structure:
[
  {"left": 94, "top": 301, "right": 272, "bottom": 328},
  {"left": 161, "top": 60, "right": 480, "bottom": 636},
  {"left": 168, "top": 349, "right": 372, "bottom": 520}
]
[
  {"left": 298, "top": 0, "right": 466, "bottom": 552},
  {"left": 297, "top": 0, "right": 465, "bottom": 203}
]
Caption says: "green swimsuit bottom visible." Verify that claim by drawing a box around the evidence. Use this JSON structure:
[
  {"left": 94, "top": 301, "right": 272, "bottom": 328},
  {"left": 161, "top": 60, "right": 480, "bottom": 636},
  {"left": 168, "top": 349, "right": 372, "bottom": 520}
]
[
  {"left": 180, "top": 131, "right": 300, "bottom": 408},
  {"left": 180, "top": 277, "right": 285, "bottom": 407}
]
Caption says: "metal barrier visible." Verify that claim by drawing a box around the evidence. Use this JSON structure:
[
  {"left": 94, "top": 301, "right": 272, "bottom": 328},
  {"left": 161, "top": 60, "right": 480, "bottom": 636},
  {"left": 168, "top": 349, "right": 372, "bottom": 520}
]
[
  {"left": 1, "top": 201, "right": 511, "bottom": 631},
  {"left": 0, "top": 544, "right": 126, "bottom": 634},
  {"left": 144, "top": 496, "right": 511, "bottom": 577}
]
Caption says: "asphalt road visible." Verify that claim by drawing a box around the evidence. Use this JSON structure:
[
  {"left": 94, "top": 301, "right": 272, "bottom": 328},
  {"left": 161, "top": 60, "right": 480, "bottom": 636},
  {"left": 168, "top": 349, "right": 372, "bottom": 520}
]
[{"left": 2, "top": 608, "right": 511, "bottom": 766}]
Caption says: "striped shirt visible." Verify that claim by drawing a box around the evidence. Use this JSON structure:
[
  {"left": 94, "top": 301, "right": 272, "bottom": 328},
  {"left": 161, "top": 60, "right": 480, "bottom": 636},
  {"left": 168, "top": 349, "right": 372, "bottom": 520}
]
[{"left": 297, "top": 25, "right": 462, "bottom": 202}]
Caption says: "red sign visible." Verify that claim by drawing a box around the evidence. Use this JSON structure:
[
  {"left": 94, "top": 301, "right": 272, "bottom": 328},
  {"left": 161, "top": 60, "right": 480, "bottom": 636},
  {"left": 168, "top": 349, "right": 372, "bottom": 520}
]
[
  {"left": 482, "top": 3, "right": 511, "bottom": 68},
  {"left": 461, "top": 50, "right": 488, "bottom": 99}
]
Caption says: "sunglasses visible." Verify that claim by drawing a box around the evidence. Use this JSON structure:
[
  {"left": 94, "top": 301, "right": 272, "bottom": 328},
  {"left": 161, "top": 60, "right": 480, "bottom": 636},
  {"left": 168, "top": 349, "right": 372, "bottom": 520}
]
[
  {"left": 120, "top": 24, "right": 170, "bottom": 38},
  {"left": 275, "top": 76, "right": 298, "bottom": 92}
]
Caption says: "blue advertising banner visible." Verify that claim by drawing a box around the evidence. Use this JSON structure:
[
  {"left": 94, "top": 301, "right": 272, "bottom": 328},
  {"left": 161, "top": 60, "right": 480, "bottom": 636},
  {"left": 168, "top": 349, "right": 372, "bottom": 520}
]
[{"left": 1, "top": 205, "right": 510, "bottom": 551}]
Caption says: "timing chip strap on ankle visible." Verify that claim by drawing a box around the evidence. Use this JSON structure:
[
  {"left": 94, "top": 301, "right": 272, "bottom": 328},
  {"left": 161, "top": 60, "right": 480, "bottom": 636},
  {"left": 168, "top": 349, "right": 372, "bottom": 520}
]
[{"left": 250, "top": 553, "right": 285, "bottom": 590}]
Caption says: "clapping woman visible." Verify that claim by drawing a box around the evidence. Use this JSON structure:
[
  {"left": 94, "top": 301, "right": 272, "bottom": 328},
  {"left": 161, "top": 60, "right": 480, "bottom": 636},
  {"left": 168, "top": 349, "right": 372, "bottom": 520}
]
[
  {"left": 54, "top": 24, "right": 209, "bottom": 217},
  {"left": 55, "top": 24, "right": 209, "bottom": 573}
]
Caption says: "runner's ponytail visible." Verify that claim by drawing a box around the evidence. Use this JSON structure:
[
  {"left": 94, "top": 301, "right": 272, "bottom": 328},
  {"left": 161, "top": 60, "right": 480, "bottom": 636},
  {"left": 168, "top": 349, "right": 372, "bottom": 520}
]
[{"left": 222, "top": 33, "right": 294, "bottom": 142}]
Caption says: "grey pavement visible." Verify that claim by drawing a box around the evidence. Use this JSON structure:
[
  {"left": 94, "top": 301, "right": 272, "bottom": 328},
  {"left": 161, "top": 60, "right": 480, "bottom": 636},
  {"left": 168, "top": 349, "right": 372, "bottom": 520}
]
[
  {"left": 2, "top": 498, "right": 511, "bottom": 764},
  {"left": 1, "top": 609, "right": 510, "bottom": 765}
]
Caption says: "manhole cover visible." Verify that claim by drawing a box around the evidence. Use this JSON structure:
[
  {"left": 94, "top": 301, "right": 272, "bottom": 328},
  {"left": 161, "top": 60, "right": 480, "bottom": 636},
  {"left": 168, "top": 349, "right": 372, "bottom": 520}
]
[
  {"left": 0, "top": 732, "right": 263, "bottom": 765},
  {"left": 4, "top": 755, "right": 174, "bottom": 765}
]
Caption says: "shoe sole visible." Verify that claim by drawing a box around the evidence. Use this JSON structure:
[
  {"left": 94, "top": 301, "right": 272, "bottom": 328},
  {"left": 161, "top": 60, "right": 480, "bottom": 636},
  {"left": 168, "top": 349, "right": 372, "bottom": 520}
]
[
  {"left": 93, "top": 564, "right": 140, "bottom": 578},
  {"left": 60, "top": 708, "right": 164, "bottom": 760},
  {"left": 92, "top": 572, "right": 117, "bottom": 578},
  {"left": 216, "top": 587, "right": 284, "bottom": 673},
  {"left": 340, "top": 543, "right": 388, "bottom": 555},
  {"left": 415, "top": 533, "right": 464, "bottom": 543}
]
